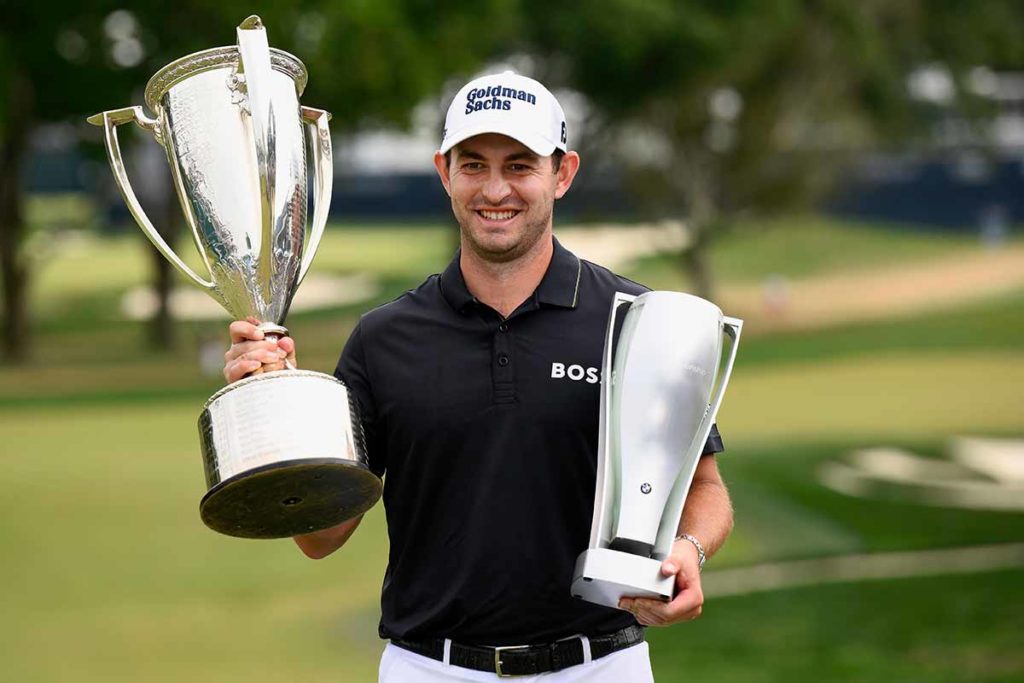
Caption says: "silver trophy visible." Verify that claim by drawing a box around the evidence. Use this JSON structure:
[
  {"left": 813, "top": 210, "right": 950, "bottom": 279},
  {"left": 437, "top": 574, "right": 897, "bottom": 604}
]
[
  {"left": 87, "top": 16, "right": 382, "bottom": 539},
  {"left": 571, "top": 292, "right": 742, "bottom": 608}
]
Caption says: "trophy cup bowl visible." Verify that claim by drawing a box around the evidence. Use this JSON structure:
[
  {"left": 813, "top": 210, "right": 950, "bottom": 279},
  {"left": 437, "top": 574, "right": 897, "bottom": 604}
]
[
  {"left": 571, "top": 291, "right": 742, "bottom": 608},
  {"left": 88, "top": 16, "right": 382, "bottom": 539}
]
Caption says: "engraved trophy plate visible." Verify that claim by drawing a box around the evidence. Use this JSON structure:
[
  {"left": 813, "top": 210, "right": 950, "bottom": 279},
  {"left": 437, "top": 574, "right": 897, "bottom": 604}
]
[
  {"left": 571, "top": 291, "right": 742, "bottom": 608},
  {"left": 88, "top": 16, "right": 382, "bottom": 538}
]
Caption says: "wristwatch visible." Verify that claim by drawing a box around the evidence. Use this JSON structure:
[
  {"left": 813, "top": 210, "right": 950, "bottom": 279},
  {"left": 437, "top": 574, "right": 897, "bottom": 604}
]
[{"left": 675, "top": 533, "right": 706, "bottom": 571}]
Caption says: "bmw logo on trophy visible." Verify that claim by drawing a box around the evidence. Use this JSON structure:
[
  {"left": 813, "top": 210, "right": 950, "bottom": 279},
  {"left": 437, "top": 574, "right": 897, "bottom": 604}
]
[
  {"left": 88, "top": 16, "right": 382, "bottom": 538},
  {"left": 572, "top": 292, "right": 742, "bottom": 607}
]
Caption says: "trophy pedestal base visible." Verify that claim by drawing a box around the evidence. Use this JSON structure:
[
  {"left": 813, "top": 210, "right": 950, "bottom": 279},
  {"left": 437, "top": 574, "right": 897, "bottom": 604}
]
[
  {"left": 571, "top": 548, "right": 675, "bottom": 610},
  {"left": 199, "top": 457, "right": 380, "bottom": 539},
  {"left": 198, "top": 369, "right": 382, "bottom": 539}
]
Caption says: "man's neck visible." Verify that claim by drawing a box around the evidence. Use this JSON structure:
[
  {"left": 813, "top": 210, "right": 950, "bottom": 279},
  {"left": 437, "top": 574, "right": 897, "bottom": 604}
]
[{"left": 460, "top": 234, "right": 554, "bottom": 319}]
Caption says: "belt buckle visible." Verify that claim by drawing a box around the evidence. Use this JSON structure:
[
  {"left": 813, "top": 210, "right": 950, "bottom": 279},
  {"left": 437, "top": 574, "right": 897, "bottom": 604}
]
[{"left": 493, "top": 644, "right": 531, "bottom": 677}]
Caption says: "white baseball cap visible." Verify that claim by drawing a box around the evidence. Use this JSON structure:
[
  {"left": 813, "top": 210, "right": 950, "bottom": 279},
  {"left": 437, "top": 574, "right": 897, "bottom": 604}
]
[{"left": 439, "top": 71, "right": 568, "bottom": 156}]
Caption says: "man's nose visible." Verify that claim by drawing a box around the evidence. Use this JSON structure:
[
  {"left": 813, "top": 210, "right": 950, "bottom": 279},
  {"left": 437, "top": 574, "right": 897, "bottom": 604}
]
[{"left": 481, "top": 170, "right": 511, "bottom": 204}]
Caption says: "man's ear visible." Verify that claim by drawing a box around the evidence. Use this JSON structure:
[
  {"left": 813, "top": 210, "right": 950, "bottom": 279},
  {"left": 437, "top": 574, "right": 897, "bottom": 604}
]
[
  {"left": 554, "top": 151, "right": 581, "bottom": 200},
  {"left": 433, "top": 151, "right": 452, "bottom": 197}
]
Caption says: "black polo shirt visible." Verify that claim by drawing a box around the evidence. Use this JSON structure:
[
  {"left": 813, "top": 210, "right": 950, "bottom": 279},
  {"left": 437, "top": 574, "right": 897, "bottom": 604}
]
[{"left": 334, "top": 237, "right": 724, "bottom": 646}]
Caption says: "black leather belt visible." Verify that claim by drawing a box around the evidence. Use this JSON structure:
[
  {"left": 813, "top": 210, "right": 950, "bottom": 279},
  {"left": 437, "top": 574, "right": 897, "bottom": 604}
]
[{"left": 392, "top": 624, "right": 645, "bottom": 677}]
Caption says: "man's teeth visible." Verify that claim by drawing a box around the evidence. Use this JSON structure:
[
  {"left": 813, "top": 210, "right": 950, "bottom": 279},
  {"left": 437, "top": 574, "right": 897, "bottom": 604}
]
[{"left": 479, "top": 210, "right": 518, "bottom": 220}]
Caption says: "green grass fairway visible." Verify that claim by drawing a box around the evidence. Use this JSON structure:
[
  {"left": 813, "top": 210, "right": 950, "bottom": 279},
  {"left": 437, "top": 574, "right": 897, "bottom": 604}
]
[
  {"left": 0, "top": 401, "right": 388, "bottom": 682},
  {"left": 626, "top": 215, "right": 1001, "bottom": 290},
  {"left": 649, "top": 569, "right": 1024, "bottom": 683},
  {"left": 738, "top": 289, "right": 1024, "bottom": 366},
  {"left": 717, "top": 440, "right": 1024, "bottom": 565},
  {"left": 720, "top": 350, "right": 1024, "bottom": 447},
  {"left": 4, "top": 217, "right": 1022, "bottom": 680},
  {"left": 2, "top": 349, "right": 1021, "bottom": 680}
]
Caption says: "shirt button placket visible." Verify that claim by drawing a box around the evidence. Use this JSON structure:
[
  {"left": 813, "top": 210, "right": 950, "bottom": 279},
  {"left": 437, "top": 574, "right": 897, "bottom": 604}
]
[{"left": 493, "top": 320, "right": 514, "bottom": 403}]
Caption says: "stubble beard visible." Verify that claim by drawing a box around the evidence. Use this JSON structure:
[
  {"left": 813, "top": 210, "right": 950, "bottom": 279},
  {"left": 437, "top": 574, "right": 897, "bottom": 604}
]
[{"left": 458, "top": 203, "right": 553, "bottom": 265}]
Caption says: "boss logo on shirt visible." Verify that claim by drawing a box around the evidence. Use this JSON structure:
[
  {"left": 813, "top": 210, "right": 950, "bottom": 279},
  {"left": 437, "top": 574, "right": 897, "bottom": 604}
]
[{"left": 550, "top": 362, "right": 599, "bottom": 384}]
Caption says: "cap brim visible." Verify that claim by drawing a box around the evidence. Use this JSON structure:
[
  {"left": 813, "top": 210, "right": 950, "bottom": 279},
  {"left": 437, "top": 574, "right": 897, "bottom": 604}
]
[{"left": 439, "top": 121, "right": 559, "bottom": 157}]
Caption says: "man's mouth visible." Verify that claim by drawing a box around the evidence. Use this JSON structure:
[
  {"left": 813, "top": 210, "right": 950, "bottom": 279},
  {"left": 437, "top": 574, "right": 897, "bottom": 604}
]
[{"left": 476, "top": 209, "right": 521, "bottom": 221}]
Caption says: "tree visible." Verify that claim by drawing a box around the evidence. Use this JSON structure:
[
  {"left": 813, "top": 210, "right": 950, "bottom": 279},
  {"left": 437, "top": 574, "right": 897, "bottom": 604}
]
[
  {"left": 0, "top": 0, "right": 250, "bottom": 360},
  {"left": 0, "top": 0, "right": 520, "bottom": 361},
  {"left": 521, "top": 0, "right": 1024, "bottom": 298}
]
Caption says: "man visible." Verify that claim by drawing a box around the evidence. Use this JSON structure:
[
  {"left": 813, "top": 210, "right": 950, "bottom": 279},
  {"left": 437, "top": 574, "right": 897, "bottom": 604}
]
[{"left": 224, "top": 72, "right": 733, "bottom": 681}]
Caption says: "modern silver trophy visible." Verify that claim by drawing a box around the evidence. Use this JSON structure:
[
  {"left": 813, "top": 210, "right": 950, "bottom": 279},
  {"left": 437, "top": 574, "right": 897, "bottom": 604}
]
[
  {"left": 571, "top": 291, "right": 742, "bottom": 608},
  {"left": 88, "top": 16, "right": 382, "bottom": 539}
]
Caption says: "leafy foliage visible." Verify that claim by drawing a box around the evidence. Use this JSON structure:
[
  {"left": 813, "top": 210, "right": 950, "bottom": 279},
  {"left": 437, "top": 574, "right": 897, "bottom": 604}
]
[
  {"left": 517, "top": 0, "right": 1024, "bottom": 296},
  {"left": 0, "top": 1, "right": 514, "bottom": 359}
]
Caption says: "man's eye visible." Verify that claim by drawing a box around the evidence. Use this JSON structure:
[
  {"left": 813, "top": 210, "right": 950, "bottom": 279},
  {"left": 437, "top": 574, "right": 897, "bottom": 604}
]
[
  {"left": 462, "top": 162, "right": 484, "bottom": 171},
  {"left": 509, "top": 164, "right": 531, "bottom": 172}
]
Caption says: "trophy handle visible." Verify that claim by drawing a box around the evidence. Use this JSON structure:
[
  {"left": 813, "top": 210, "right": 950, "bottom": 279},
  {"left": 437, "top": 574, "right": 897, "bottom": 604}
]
[
  {"left": 298, "top": 106, "right": 333, "bottom": 288},
  {"left": 709, "top": 316, "right": 743, "bottom": 421},
  {"left": 86, "top": 106, "right": 216, "bottom": 291}
]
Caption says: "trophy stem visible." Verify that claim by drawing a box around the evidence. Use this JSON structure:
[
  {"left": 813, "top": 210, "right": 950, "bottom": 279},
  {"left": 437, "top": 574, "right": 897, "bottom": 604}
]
[
  {"left": 250, "top": 321, "right": 294, "bottom": 372},
  {"left": 257, "top": 321, "right": 289, "bottom": 338}
]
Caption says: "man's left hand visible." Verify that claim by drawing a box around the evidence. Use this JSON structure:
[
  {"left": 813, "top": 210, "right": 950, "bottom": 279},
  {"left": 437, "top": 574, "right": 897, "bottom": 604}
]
[{"left": 618, "top": 538, "right": 703, "bottom": 626}]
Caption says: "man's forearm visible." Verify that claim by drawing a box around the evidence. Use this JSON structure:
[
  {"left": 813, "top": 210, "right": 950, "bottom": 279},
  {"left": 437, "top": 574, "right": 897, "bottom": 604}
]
[{"left": 676, "top": 456, "right": 733, "bottom": 560}]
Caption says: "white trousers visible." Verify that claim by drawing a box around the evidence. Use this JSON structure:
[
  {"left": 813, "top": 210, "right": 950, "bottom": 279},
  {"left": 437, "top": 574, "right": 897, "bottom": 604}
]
[{"left": 378, "top": 641, "right": 654, "bottom": 682}]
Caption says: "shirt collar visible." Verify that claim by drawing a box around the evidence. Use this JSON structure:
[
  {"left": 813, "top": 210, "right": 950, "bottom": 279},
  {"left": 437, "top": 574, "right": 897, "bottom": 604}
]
[
  {"left": 536, "top": 237, "right": 582, "bottom": 308},
  {"left": 439, "top": 236, "right": 582, "bottom": 313}
]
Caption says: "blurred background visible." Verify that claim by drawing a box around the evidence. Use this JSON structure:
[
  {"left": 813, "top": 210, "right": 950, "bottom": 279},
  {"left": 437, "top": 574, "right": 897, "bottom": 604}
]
[{"left": 2, "top": 1, "right": 1023, "bottom": 680}]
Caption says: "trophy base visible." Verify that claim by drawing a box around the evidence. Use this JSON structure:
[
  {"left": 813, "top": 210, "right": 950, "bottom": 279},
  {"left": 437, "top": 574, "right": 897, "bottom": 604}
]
[
  {"left": 571, "top": 548, "right": 675, "bottom": 610},
  {"left": 198, "top": 369, "right": 382, "bottom": 539},
  {"left": 199, "top": 457, "right": 381, "bottom": 539}
]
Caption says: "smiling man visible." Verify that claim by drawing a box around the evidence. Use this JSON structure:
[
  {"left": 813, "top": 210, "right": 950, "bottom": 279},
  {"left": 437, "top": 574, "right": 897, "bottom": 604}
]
[
  {"left": 223, "top": 71, "right": 733, "bottom": 682},
  {"left": 437, "top": 132, "right": 570, "bottom": 266}
]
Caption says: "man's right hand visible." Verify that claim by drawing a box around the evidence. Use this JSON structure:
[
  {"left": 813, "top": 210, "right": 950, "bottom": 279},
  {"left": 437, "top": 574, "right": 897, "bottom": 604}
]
[{"left": 223, "top": 317, "right": 298, "bottom": 383}]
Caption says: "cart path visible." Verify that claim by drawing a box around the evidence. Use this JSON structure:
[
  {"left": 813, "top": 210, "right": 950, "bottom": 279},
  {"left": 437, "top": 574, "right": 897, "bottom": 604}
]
[
  {"left": 703, "top": 542, "right": 1024, "bottom": 598},
  {"left": 559, "top": 223, "right": 1024, "bottom": 332},
  {"left": 715, "top": 244, "right": 1024, "bottom": 331}
]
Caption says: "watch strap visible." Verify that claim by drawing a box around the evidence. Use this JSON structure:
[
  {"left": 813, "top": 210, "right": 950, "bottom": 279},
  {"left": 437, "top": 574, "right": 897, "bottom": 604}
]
[{"left": 675, "top": 533, "right": 706, "bottom": 571}]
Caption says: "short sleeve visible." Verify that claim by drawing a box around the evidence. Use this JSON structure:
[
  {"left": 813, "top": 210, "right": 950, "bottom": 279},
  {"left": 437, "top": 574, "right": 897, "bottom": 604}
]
[
  {"left": 333, "top": 321, "right": 385, "bottom": 477},
  {"left": 701, "top": 423, "right": 724, "bottom": 456}
]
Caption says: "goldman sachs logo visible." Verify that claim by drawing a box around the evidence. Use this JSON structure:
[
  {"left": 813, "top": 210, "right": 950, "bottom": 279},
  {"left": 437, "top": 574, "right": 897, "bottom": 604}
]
[{"left": 465, "top": 84, "right": 538, "bottom": 114}]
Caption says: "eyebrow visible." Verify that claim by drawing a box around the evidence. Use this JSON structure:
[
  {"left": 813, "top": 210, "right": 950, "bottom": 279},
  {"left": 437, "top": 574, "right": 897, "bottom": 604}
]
[
  {"left": 506, "top": 152, "right": 540, "bottom": 163},
  {"left": 458, "top": 150, "right": 541, "bottom": 163}
]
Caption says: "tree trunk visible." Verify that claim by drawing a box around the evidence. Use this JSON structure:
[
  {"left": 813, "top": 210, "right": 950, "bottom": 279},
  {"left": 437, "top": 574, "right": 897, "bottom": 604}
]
[
  {"left": 674, "top": 146, "right": 718, "bottom": 302},
  {"left": 0, "top": 188, "right": 28, "bottom": 362},
  {"left": 147, "top": 240, "right": 176, "bottom": 348},
  {"left": 147, "top": 197, "right": 180, "bottom": 350},
  {"left": 683, "top": 218, "right": 715, "bottom": 301},
  {"left": 0, "top": 70, "right": 34, "bottom": 363}
]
